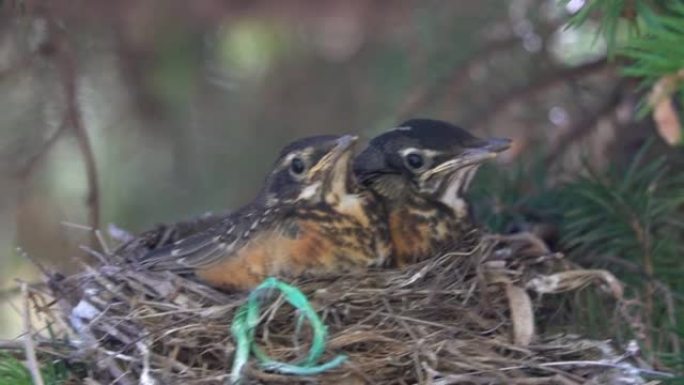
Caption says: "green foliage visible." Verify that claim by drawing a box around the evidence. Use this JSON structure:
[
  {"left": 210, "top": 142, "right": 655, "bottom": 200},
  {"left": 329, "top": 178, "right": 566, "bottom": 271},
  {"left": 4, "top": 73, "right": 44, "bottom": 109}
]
[
  {"left": 0, "top": 354, "right": 32, "bottom": 385},
  {"left": 622, "top": 2, "right": 684, "bottom": 76},
  {"left": 470, "top": 141, "right": 684, "bottom": 369},
  {"left": 563, "top": 0, "right": 684, "bottom": 113},
  {"left": 621, "top": 2, "right": 684, "bottom": 90},
  {"left": 561, "top": 145, "right": 684, "bottom": 265},
  {"left": 561, "top": 0, "right": 642, "bottom": 54},
  {"left": 0, "top": 353, "right": 69, "bottom": 385},
  {"left": 562, "top": 147, "right": 684, "bottom": 371}
]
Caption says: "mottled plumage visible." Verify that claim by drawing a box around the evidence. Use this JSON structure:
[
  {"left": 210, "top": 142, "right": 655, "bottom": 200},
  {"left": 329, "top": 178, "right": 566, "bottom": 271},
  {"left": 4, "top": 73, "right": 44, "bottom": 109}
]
[
  {"left": 113, "top": 212, "right": 224, "bottom": 260},
  {"left": 138, "top": 135, "right": 390, "bottom": 290},
  {"left": 354, "top": 119, "right": 510, "bottom": 266}
]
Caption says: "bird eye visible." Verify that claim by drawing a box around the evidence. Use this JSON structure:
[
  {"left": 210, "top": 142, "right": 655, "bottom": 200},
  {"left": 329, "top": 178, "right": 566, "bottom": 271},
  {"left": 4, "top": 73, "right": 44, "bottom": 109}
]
[
  {"left": 290, "top": 157, "right": 306, "bottom": 175},
  {"left": 405, "top": 152, "right": 425, "bottom": 170}
]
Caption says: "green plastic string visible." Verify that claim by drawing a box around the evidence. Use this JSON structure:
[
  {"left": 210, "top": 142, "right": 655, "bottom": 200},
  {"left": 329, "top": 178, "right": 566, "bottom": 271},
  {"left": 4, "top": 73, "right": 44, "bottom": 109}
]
[{"left": 230, "top": 277, "right": 346, "bottom": 384}]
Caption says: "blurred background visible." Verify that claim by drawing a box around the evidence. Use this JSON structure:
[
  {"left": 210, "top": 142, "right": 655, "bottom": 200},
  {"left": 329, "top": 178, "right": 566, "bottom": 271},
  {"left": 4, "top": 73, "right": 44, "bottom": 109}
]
[{"left": 0, "top": 0, "right": 682, "bottom": 364}]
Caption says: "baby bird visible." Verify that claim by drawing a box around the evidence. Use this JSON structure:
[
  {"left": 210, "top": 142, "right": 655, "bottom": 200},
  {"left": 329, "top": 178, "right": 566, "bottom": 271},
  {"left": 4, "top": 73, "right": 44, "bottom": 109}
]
[
  {"left": 139, "top": 135, "right": 390, "bottom": 290},
  {"left": 353, "top": 119, "right": 510, "bottom": 266}
]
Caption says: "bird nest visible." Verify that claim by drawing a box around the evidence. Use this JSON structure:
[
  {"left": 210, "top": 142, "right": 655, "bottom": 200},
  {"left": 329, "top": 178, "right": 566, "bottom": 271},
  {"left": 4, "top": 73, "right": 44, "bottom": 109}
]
[{"left": 27, "top": 229, "right": 659, "bottom": 385}]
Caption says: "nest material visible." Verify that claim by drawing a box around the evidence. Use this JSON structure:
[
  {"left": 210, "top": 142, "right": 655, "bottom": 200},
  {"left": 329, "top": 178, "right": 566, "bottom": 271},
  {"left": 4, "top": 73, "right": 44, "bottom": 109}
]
[{"left": 32, "top": 229, "right": 654, "bottom": 385}]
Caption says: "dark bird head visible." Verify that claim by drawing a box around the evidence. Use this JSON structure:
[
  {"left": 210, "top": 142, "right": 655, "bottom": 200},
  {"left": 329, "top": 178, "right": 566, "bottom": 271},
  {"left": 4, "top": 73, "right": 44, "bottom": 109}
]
[
  {"left": 354, "top": 119, "right": 510, "bottom": 212},
  {"left": 261, "top": 134, "right": 359, "bottom": 206}
]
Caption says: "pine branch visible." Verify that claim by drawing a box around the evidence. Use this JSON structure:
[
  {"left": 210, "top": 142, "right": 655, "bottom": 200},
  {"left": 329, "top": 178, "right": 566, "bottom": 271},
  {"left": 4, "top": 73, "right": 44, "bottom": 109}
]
[
  {"left": 471, "top": 140, "right": 684, "bottom": 361},
  {"left": 562, "top": 0, "right": 643, "bottom": 54}
]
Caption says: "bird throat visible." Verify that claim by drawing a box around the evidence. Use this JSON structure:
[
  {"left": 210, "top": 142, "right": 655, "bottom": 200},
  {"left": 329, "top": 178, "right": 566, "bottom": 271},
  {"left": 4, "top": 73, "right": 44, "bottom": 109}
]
[{"left": 438, "top": 165, "right": 479, "bottom": 219}]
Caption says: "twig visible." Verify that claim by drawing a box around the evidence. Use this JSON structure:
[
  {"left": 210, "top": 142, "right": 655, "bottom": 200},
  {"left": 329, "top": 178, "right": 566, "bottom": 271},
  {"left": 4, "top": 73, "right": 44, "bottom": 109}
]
[
  {"left": 0, "top": 281, "right": 46, "bottom": 301},
  {"left": 495, "top": 360, "right": 674, "bottom": 378},
  {"left": 381, "top": 297, "right": 424, "bottom": 384},
  {"left": 136, "top": 341, "right": 156, "bottom": 385},
  {"left": 95, "top": 229, "right": 111, "bottom": 255},
  {"left": 635, "top": 228, "right": 655, "bottom": 361},
  {"left": 22, "top": 283, "right": 46, "bottom": 385},
  {"left": 592, "top": 254, "right": 684, "bottom": 300},
  {"left": 48, "top": 18, "right": 101, "bottom": 250},
  {"left": 0, "top": 339, "right": 24, "bottom": 350},
  {"left": 0, "top": 338, "right": 75, "bottom": 353}
]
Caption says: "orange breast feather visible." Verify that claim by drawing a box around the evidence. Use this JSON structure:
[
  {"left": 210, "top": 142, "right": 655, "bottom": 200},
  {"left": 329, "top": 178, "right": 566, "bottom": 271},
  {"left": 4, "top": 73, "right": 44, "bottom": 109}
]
[
  {"left": 194, "top": 222, "right": 335, "bottom": 290},
  {"left": 388, "top": 209, "right": 431, "bottom": 266}
]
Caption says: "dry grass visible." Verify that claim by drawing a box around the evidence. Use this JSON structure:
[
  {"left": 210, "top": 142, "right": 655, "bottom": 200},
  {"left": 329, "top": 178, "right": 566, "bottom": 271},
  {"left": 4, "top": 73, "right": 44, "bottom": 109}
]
[{"left": 21, "top": 229, "right": 667, "bottom": 384}]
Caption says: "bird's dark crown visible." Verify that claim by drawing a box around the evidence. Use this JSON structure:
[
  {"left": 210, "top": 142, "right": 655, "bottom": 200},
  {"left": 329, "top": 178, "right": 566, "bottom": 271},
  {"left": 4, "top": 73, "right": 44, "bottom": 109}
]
[
  {"left": 354, "top": 118, "right": 510, "bottom": 203},
  {"left": 369, "top": 119, "right": 485, "bottom": 152}
]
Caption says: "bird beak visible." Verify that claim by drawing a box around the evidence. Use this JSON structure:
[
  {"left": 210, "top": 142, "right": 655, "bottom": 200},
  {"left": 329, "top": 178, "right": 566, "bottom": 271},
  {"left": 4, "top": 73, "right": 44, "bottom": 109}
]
[
  {"left": 309, "top": 135, "right": 357, "bottom": 175},
  {"left": 421, "top": 137, "right": 511, "bottom": 181},
  {"left": 306, "top": 135, "right": 358, "bottom": 201},
  {"left": 458, "top": 137, "right": 512, "bottom": 166},
  {"left": 333, "top": 134, "right": 359, "bottom": 154},
  {"left": 479, "top": 137, "right": 512, "bottom": 153}
]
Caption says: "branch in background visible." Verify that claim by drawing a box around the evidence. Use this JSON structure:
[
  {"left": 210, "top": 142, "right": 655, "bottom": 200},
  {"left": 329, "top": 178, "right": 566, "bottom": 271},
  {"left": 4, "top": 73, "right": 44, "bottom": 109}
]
[
  {"left": 442, "top": 20, "right": 569, "bottom": 117},
  {"left": 395, "top": 16, "right": 569, "bottom": 121},
  {"left": 15, "top": 117, "right": 68, "bottom": 179},
  {"left": 395, "top": 35, "right": 522, "bottom": 120},
  {"left": 544, "top": 84, "right": 624, "bottom": 166},
  {"left": 471, "top": 58, "right": 612, "bottom": 129},
  {"left": 48, "top": 19, "right": 101, "bottom": 250}
]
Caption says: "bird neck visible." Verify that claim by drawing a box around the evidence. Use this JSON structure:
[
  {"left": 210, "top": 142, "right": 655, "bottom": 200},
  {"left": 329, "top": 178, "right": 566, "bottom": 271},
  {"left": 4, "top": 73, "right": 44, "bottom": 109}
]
[
  {"left": 366, "top": 174, "right": 413, "bottom": 201},
  {"left": 367, "top": 174, "right": 471, "bottom": 219}
]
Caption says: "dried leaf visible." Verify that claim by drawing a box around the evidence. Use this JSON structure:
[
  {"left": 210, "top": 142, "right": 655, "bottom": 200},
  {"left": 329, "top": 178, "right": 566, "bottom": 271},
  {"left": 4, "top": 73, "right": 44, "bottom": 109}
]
[
  {"left": 525, "top": 269, "right": 623, "bottom": 299},
  {"left": 649, "top": 70, "right": 684, "bottom": 146},
  {"left": 506, "top": 283, "right": 535, "bottom": 346},
  {"left": 653, "top": 97, "right": 681, "bottom": 145}
]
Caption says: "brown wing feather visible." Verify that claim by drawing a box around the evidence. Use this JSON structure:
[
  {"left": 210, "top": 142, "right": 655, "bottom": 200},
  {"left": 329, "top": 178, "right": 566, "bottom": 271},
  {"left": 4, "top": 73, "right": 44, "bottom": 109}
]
[{"left": 138, "top": 207, "right": 277, "bottom": 271}]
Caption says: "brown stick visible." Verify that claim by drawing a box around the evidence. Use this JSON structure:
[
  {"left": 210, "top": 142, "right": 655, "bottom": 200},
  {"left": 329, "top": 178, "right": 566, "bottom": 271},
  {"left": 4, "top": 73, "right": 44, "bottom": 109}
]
[
  {"left": 0, "top": 337, "right": 72, "bottom": 352},
  {"left": 22, "top": 283, "right": 45, "bottom": 385},
  {"left": 632, "top": 218, "right": 655, "bottom": 361},
  {"left": 48, "top": 19, "right": 101, "bottom": 249},
  {"left": 0, "top": 281, "right": 47, "bottom": 302},
  {"left": 0, "top": 339, "right": 24, "bottom": 350}
]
